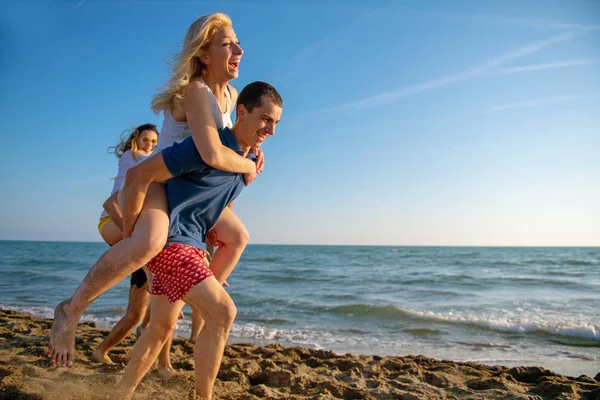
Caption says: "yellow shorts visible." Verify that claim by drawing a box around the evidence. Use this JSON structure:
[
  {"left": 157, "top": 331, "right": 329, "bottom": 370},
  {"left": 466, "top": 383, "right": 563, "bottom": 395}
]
[{"left": 98, "top": 216, "right": 111, "bottom": 237}]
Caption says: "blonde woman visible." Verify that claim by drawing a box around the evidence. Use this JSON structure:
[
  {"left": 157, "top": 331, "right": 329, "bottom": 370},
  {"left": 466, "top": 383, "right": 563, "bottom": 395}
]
[{"left": 48, "top": 12, "right": 262, "bottom": 367}]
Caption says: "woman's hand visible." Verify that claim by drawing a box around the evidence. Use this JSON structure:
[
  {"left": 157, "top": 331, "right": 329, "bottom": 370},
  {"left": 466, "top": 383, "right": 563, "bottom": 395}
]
[
  {"left": 243, "top": 168, "right": 258, "bottom": 186},
  {"left": 205, "top": 229, "right": 224, "bottom": 247},
  {"left": 255, "top": 148, "right": 264, "bottom": 173},
  {"left": 243, "top": 148, "right": 264, "bottom": 185}
]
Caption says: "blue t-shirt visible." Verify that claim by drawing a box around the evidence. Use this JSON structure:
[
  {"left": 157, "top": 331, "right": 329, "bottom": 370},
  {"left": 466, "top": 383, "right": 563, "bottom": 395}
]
[{"left": 161, "top": 127, "right": 255, "bottom": 249}]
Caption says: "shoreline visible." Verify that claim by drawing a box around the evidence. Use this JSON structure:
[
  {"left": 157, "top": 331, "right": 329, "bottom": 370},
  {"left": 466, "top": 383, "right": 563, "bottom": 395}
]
[{"left": 1, "top": 309, "right": 599, "bottom": 399}]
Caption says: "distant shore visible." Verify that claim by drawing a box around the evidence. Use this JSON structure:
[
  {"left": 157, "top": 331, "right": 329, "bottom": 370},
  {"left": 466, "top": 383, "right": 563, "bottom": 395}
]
[{"left": 1, "top": 309, "right": 599, "bottom": 399}]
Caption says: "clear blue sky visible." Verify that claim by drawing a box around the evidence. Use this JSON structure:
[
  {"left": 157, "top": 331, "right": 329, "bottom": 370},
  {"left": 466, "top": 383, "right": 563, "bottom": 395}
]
[{"left": 1, "top": 0, "right": 599, "bottom": 246}]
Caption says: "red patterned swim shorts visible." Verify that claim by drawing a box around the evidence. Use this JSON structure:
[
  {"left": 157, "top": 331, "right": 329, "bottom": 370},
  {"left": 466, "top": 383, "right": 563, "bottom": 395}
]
[{"left": 146, "top": 243, "right": 213, "bottom": 303}]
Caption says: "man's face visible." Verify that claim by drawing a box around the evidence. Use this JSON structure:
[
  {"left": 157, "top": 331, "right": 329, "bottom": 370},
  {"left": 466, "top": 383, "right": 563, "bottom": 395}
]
[{"left": 239, "top": 95, "right": 282, "bottom": 148}]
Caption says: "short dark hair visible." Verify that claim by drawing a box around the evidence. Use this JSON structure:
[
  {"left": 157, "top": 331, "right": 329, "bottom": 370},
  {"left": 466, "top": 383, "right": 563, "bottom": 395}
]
[{"left": 236, "top": 81, "right": 282, "bottom": 114}]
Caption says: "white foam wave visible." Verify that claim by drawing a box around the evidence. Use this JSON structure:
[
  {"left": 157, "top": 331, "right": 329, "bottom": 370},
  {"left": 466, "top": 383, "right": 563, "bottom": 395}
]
[{"left": 403, "top": 307, "right": 600, "bottom": 341}]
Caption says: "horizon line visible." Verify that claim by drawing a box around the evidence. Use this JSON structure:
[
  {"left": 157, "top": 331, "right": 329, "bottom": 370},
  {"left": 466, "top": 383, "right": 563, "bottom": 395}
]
[{"left": 0, "top": 239, "right": 597, "bottom": 248}]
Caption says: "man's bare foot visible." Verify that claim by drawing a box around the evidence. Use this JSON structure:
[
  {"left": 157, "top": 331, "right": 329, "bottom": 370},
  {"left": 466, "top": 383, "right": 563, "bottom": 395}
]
[
  {"left": 48, "top": 300, "right": 77, "bottom": 367},
  {"left": 188, "top": 336, "right": 196, "bottom": 344},
  {"left": 91, "top": 349, "right": 114, "bottom": 364},
  {"left": 157, "top": 365, "right": 178, "bottom": 381}
]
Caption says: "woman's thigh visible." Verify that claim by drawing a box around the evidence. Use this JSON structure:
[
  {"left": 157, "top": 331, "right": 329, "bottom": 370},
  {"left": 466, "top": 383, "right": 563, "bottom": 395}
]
[
  {"left": 210, "top": 207, "right": 247, "bottom": 245},
  {"left": 122, "top": 183, "right": 170, "bottom": 256}
]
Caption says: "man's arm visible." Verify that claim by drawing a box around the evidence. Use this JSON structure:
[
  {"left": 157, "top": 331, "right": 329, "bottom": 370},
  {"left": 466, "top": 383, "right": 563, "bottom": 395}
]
[
  {"left": 103, "top": 192, "right": 123, "bottom": 231},
  {"left": 121, "top": 153, "right": 174, "bottom": 237}
]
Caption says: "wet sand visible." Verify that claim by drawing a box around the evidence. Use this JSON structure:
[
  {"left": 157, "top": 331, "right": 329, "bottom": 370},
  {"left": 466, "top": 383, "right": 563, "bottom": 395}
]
[{"left": 1, "top": 309, "right": 598, "bottom": 399}]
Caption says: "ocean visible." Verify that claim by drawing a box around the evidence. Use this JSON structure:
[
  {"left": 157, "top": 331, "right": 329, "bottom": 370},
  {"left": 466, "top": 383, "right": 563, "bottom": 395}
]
[{"left": 0, "top": 241, "right": 598, "bottom": 378}]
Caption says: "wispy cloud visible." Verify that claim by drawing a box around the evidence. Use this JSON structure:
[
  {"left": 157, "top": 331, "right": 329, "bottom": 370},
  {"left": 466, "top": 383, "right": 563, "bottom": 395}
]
[
  {"left": 477, "top": 95, "right": 583, "bottom": 112},
  {"left": 495, "top": 58, "right": 600, "bottom": 74},
  {"left": 328, "top": 32, "right": 578, "bottom": 111},
  {"left": 388, "top": 94, "right": 585, "bottom": 125},
  {"left": 411, "top": 11, "right": 600, "bottom": 31}
]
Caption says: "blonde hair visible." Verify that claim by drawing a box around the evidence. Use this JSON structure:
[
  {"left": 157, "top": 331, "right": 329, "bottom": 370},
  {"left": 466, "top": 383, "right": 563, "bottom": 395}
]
[
  {"left": 151, "top": 12, "right": 232, "bottom": 114},
  {"left": 108, "top": 123, "right": 159, "bottom": 162}
]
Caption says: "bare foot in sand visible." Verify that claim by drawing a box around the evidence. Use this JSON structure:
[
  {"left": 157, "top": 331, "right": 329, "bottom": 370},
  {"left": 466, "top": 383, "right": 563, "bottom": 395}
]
[
  {"left": 157, "top": 365, "right": 178, "bottom": 381},
  {"left": 48, "top": 300, "right": 77, "bottom": 367},
  {"left": 91, "top": 349, "right": 114, "bottom": 364}
]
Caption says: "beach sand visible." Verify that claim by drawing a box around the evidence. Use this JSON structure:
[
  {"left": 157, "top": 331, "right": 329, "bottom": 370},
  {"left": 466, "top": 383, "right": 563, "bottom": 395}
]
[{"left": 1, "top": 309, "right": 598, "bottom": 400}]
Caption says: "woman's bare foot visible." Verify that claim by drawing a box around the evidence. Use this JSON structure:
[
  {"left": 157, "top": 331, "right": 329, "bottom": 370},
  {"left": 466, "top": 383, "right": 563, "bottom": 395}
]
[
  {"left": 48, "top": 300, "right": 78, "bottom": 367},
  {"left": 91, "top": 349, "right": 114, "bottom": 364},
  {"left": 157, "top": 365, "right": 178, "bottom": 381}
]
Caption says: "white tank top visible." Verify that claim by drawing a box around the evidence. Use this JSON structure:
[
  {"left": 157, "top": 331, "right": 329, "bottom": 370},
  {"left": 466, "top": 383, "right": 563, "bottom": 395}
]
[{"left": 157, "top": 80, "right": 233, "bottom": 151}]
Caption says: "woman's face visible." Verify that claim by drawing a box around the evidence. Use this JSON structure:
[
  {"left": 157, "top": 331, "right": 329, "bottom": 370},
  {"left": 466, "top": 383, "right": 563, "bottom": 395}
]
[
  {"left": 204, "top": 25, "right": 243, "bottom": 81},
  {"left": 137, "top": 130, "right": 158, "bottom": 155}
]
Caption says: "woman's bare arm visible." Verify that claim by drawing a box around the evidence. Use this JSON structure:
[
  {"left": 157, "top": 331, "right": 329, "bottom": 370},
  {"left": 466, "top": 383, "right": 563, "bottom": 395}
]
[
  {"left": 103, "top": 192, "right": 123, "bottom": 230},
  {"left": 184, "top": 81, "right": 256, "bottom": 176}
]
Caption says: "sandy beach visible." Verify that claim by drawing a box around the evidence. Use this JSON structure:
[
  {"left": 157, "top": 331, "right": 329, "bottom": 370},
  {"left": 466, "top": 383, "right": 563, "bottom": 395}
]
[{"left": 0, "top": 309, "right": 598, "bottom": 399}]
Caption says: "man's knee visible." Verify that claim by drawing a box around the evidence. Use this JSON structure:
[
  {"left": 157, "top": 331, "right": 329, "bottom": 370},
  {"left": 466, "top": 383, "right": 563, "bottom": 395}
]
[
  {"left": 212, "top": 298, "right": 237, "bottom": 327},
  {"left": 150, "top": 318, "right": 177, "bottom": 338}
]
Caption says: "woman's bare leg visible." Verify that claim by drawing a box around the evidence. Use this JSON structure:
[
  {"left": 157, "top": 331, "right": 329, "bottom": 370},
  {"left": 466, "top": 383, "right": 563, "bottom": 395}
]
[
  {"left": 189, "top": 309, "right": 204, "bottom": 344},
  {"left": 92, "top": 284, "right": 150, "bottom": 363},
  {"left": 208, "top": 207, "right": 249, "bottom": 283},
  {"left": 99, "top": 219, "right": 122, "bottom": 246},
  {"left": 137, "top": 302, "right": 151, "bottom": 337},
  {"left": 48, "top": 183, "right": 168, "bottom": 367}
]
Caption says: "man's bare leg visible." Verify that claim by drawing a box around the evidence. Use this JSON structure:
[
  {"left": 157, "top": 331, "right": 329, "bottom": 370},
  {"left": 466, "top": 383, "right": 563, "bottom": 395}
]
[
  {"left": 115, "top": 295, "right": 184, "bottom": 400},
  {"left": 183, "top": 278, "right": 237, "bottom": 399},
  {"left": 116, "top": 277, "right": 235, "bottom": 400},
  {"left": 188, "top": 208, "right": 245, "bottom": 347},
  {"left": 48, "top": 184, "right": 168, "bottom": 367},
  {"left": 92, "top": 285, "right": 150, "bottom": 364},
  {"left": 156, "top": 334, "right": 178, "bottom": 380}
]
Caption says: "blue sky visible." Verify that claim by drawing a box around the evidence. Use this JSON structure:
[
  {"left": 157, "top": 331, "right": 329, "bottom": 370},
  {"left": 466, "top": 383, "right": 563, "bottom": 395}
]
[{"left": 1, "top": 0, "right": 599, "bottom": 246}]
